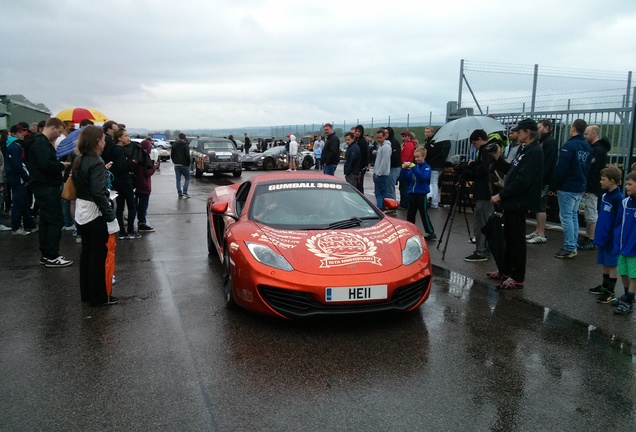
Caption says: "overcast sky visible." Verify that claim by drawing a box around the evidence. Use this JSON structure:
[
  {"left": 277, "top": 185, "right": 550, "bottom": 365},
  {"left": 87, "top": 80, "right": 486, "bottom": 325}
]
[{"left": 2, "top": 0, "right": 635, "bottom": 130}]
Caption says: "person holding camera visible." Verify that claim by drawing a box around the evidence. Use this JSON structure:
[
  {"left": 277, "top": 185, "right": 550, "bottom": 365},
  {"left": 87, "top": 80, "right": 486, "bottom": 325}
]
[{"left": 464, "top": 129, "right": 498, "bottom": 262}]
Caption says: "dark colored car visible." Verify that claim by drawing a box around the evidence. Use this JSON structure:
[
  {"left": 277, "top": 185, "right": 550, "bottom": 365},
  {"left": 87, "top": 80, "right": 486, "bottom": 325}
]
[
  {"left": 242, "top": 146, "right": 315, "bottom": 171},
  {"left": 189, "top": 138, "right": 242, "bottom": 178}
]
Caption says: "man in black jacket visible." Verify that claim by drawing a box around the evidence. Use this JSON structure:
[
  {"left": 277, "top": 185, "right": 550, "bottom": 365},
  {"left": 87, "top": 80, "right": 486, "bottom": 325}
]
[
  {"left": 464, "top": 129, "right": 496, "bottom": 262},
  {"left": 100, "top": 120, "right": 119, "bottom": 164},
  {"left": 170, "top": 133, "right": 191, "bottom": 198},
  {"left": 578, "top": 125, "right": 611, "bottom": 250},
  {"left": 526, "top": 119, "right": 558, "bottom": 244},
  {"left": 490, "top": 118, "right": 544, "bottom": 289},
  {"left": 26, "top": 118, "right": 73, "bottom": 267},
  {"left": 321, "top": 123, "right": 340, "bottom": 175},
  {"left": 384, "top": 127, "right": 401, "bottom": 200},
  {"left": 354, "top": 125, "right": 368, "bottom": 193}
]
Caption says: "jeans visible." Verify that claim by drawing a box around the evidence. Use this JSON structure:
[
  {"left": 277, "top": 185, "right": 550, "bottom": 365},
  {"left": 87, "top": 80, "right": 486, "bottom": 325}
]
[
  {"left": 314, "top": 156, "right": 321, "bottom": 170},
  {"left": 32, "top": 186, "right": 64, "bottom": 259},
  {"left": 558, "top": 190, "right": 584, "bottom": 251},
  {"left": 115, "top": 183, "right": 137, "bottom": 235},
  {"left": 136, "top": 192, "right": 150, "bottom": 224},
  {"left": 62, "top": 197, "right": 74, "bottom": 227},
  {"left": 428, "top": 170, "right": 441, "bottom": 207},
  {"left": 10, "top": 184, "right": 35, "bottom": 231},
  {"left": 387, "top": 167, "right": 400, "bottom": 199},
  {"left": 323, "top": 164, "right": 337, "bottom": 176},
  {"left": 373, "top": 174, "right": 389, "bottom": 209},
  {"left": 174, "top": 165, "right": 190, "bottom": 195}
]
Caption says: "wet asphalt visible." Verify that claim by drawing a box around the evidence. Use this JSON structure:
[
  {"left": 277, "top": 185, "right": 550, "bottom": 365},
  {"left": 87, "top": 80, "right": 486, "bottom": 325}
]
[{"left": 0, "top": 161, "right": 634, "bottom": 431}]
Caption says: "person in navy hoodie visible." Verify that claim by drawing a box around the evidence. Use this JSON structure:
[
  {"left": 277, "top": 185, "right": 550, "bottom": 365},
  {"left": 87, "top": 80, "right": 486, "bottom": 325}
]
[
  {"left": 611, "top": 170, "right": 636, "bottom": 315},
  {"left": 554, "top": 119, "right": 592, "bottom": 259},
  {"left": 587, "top": 167, "right": 623, "bottom": 303},
  {"left": 402, "top": 147, "right": 436, "bottom": 240}
]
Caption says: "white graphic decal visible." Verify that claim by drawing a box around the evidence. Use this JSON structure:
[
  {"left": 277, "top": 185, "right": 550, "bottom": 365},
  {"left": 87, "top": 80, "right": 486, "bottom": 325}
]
[{"left": 307, "top": 232, "right": 381, "bottom": 268}]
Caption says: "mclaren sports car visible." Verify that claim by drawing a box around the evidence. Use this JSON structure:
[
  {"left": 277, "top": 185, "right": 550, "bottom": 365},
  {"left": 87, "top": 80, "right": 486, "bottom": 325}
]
[{"left": 206, "top": 172, "right": 432, "bottom": 318}]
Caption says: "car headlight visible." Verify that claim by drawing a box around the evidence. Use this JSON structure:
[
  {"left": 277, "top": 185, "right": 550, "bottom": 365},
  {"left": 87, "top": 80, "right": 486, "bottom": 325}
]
[
  {"left": 246, "top": 242, "right": 293, "bottom": 271},
  {"left": 402, "top": 235, "right": 424, "bottom": 266}
]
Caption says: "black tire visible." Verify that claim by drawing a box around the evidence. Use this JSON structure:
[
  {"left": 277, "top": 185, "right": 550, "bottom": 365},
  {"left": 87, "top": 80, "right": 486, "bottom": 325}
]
[
  {"left": 233, "top": 170, "right": 242, "bottom": 178},
  {"left": 207, "top": 216, "right": 217, "bottom": 257},
  {"left": 223, "top": 247, "right": 237, "bottom": 310},
  {"left": 301, "top": 156, "right": 313, "bottom": 170},
  {"left": 263, "top": 158, "right": 275, "bottom": 171}
]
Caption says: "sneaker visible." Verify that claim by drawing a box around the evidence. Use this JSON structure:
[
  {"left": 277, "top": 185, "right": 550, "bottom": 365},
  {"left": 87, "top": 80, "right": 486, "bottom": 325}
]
[
  {"left": 610, "top": 294, "right": 629, "bottom": 306},
  {"left": 426, "top": 233, "right": 437, "bottom": 241},
  {"left": 525, "top": 232, "right": 538, "bottom": 240},
  {"left": 468, "top": 237, "right": 476, "bottom": 244},
  {"left": 527, "top": 235, "right": 547, "bottom": 244},
  {"left": 588, "top": 285, "right": 604, "bottom": 295},
  {"left": 597, "top": 290, "right": 615, "bottom": 304},
  {"left": 138, "top": 224, "right": 155, "bottom": 232},
  {"left": 45, "top": 255, "right": 73, "bottom": 268},
  {"left": 76, "top": 235, "right": 82, "bottom": 244},
  {"left": 39, "top": 257, "right": 48, "bottom": 265},
  {"left": 577, "top": 238, "right": 597, "bottom": 250},
  {"left": 286, "top": 169, "right": 292, "bottom": 172},
  {"left": 555, "top": 248, "right": 577, "bottom": 258},
  {"left": 12, "top": 229, "right": 31, "bottom": 236},
  {"left": 486, "top": 271, "right": 508, "bottom": 280},
  {"left": 28, "top": 226, "right": 39, "bottom": 233},
  {"left": 464, "top": 252, "right": 488, "bottom": 262},
  {"left": 0, "top": 224, "right": 12, "bottom": 231},
  {"left": 62, "top": 225, "right": 75, "bottom": 231},
  {"left": 126, "top": 232, "right": 142, "bottom": 239},
  {"left": 118, "top": 232, "right": 127, "bottom": 240},
  {"left": 94, "top": 296, "right": 119, "bottom": 307},
  {"left": 73, "top": 229, "right": 78, "bottom": 237},
  {"left": 496, "top": 277, "right": 524, "bottom": 290},
  {"left": 178, "top": 194, "right": 184, "bottom": 199},
  {"left": 613, "top": 300, "right": 633, "bottom": 315},
  {"left": 182, "top": 194, "right": 191, "bottom": 199}
]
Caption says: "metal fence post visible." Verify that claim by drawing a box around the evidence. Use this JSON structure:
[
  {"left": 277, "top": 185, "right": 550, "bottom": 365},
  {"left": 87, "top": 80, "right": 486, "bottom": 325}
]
[{"left": 531, "top": 64, "right": 539, "bottom": 114}]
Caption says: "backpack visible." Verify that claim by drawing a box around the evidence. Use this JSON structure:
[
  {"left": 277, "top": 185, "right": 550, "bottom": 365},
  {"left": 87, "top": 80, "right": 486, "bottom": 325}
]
[{"left": 123, "top": 143, "right": 153, "bottom": 174}]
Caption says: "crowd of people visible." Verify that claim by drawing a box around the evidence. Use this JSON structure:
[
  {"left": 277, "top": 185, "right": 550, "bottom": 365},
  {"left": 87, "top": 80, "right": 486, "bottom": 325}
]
[
  {"left": 0, "top": 118, "right": 158, "bottom": 306},
  {"left": 315, "top": 119, "right": 636, "bottom": 316}
]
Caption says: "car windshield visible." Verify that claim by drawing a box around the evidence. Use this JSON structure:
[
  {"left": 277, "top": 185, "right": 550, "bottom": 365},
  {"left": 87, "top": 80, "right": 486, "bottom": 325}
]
[
  {"left": 203, "top": 141, "right": 235, "bottom": 150},
  {"left": 263, "top": 147, "right": 284, "bottom": 155},
  {"left": 249, "top": 181, "right": 381, "bottom": 229}
]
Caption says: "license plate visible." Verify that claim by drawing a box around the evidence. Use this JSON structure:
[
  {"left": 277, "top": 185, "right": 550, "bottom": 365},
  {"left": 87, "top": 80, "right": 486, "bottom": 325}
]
[{"left": 325, "top": 285, "right": 388, "bottom": 302}]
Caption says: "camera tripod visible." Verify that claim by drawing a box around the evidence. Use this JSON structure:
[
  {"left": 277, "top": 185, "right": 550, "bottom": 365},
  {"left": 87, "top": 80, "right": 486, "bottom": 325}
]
[{"left": 437, "top": 169, "right": 475, "bottom": 260}]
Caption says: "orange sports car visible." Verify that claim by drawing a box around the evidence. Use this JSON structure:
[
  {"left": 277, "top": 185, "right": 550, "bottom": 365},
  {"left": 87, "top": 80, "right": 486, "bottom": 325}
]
[{"left": 206, "top": 172, "right": 432, "bottom": 318}]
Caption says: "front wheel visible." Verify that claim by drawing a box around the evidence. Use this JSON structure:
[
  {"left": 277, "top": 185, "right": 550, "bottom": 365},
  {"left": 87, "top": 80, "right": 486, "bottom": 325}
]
[
  {"left": 223, "top": 247, "right": 237, "bottom": 310},
  {"left": 301, "top": 156, "right": 313, "bottom": 170},
  {"left": 207, "top": 216, "right": 217, "bottom": 257},
  {"left": 233, "top": 170, "right": 242, "bottom": 178},
  {"left": 263, "top": 158, "right": 275, "bottom": 171},
  {"left": 191, "top": 159, "right": 203, "bottom": 178}
]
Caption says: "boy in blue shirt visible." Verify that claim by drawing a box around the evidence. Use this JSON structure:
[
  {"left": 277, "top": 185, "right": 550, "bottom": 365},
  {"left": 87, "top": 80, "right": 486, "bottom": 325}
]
[
  {"left": 612, "top": 170, "right": 636, "bottom": 315},
  {"left": 402, "top": 148, "right": 436, "bottom": 240},
  {"left": 588, "top": 167, "right": 623, "bottom": 303}
]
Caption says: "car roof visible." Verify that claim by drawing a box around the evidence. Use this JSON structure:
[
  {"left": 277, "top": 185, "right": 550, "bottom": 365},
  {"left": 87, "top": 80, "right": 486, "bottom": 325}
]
[{"left": 249, "top": 172, "right": 347, "bottom": 185}]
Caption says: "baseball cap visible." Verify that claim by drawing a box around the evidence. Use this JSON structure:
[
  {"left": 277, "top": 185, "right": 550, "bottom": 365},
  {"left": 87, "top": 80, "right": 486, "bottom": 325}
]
[
  {"left": 515, "top": 118, "right": 538, "bottom": 132},
  {"left": 401, "top": 130, "right": 410, "bottom": 136},
  {"left": 10, "top": 124, "right": 26, "bottom": 133}
]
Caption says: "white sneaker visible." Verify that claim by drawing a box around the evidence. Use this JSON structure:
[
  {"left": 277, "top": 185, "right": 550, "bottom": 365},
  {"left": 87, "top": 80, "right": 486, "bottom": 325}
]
[
  {"left": 286, "top": 169, "right": 292, "bottom": 172},
  {"left": 45, "top": 255, "right": 73, "bottom": 268},
  {"left": 525, "top": 232, "right": 538, "bottom": 240},
  {"left": 12, "top": 229, "right": 31, "bottom": 236},
  {"left": 62, "top": 225, "right": 75, "bottom": 231},
  {"left": 0, "top": 224, "right": 11, "bottom": 232},
  {"left": 527, "top": 236, "right": 547, "bottom": 244}
]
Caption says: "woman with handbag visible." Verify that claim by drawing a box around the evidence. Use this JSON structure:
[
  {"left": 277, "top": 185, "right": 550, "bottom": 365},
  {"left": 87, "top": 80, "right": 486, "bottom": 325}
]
[{"left": 72, "top": 126, "right": 120, "bottom": 306}]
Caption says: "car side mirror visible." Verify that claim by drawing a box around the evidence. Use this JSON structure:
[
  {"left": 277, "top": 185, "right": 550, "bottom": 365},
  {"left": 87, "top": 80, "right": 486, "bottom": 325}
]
[
  {"left": 383, "top": 198, "right": 399, "bottom": 211},
  {"left": 210, "top": 201, "right": 239, "bottom": 220}
]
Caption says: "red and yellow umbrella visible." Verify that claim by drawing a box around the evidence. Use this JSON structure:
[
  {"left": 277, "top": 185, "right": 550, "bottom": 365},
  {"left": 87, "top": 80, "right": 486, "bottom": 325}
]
[{"left": 55, "top": 107, "right": 108, "bottom": 123}]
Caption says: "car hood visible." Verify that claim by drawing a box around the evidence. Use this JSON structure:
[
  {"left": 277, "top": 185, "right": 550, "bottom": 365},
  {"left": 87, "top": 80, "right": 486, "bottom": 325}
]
[{"left": 248, "top": 219, "right": 415, "bottom": 274}]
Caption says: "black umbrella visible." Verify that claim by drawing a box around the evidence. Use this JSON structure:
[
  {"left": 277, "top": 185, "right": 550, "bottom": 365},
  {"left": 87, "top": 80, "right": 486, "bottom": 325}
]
[{"left": 481, "top": 210, "right": 505, "bottom": 272}]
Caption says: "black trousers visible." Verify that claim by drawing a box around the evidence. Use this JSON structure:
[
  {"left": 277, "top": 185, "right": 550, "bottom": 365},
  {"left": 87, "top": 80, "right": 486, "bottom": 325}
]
[
  {"left": 31, "top": 186, "right": 63, "bottom": 259},
  {"left": 406, "top": 193, "right": 435, "bottom": 235},
  {"left": 501, "top": 210, "right": 527, "bottom": 282},
  {"left": 77, "top": 216, "right": 109, "bottom": 306},
  {"left": 115, "top": 183, "right": 136, "bottom": 234}
]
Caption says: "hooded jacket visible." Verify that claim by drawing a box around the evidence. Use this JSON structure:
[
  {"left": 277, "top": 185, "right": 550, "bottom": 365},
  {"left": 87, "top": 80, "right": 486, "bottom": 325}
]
[
  {"left": 425, "top": 138, "right": 451, "bottom": 171},
  {"left": 614, "top": 196, "right": 636, "bottom": 256},
  {"left": 402, "top": 161, "right": 432, "bottom": 195},
  {"left": 539, "top": 132, "right": 558, "bottom": 186},
  {"left": 5, "top": 137, "right": 30, "bottom": 187},
  {"left": 587, "top": 137, "right": 610, "bottom": 196},
  {"left": 555, "top": 134, "right": 592, "bottom": 193},
  {"left": 171, "top": 139, "right": 190, "bottom": 166},
  {"left": 385, "top": 127, "right": 401, "bottom": 168},
  {"left": 354, "top": 125, "right": 369, "bottom": 168},
  {"left": 288, "top": 135, "right": 298, "bottom": 155},
  {"left": 593, "top": 187, "right": 623, "bottom": 248},
  {"left": 73, "top": 152, "right": 116, "bottom": 222},
  {"left": 321, "top": 131, "right": 340, "bottom": 166}
]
